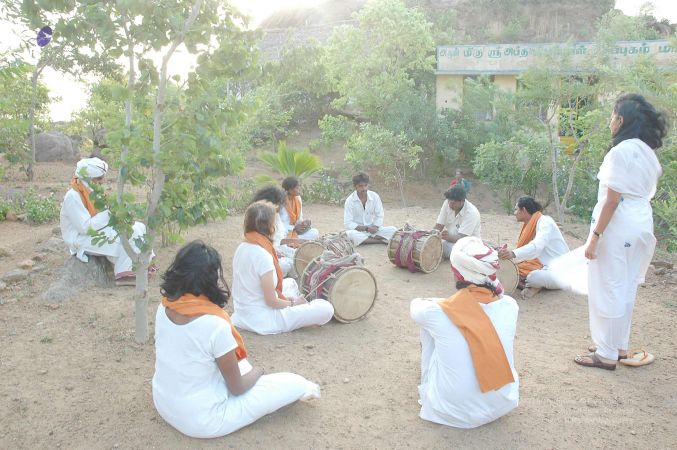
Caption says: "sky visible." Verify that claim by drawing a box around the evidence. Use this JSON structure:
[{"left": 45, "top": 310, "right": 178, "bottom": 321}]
[{"left": 4, "top": 0, "right": 676, "bottom": 122}]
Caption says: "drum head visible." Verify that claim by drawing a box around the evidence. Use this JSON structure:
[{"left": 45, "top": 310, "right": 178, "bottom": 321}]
[
  {"left": 328, "top": 267, "right": 377, "bottom": 323},
  {"left": 497, "top": 259, "right": 519, "bottom": 296},
  {"left": 417, "top": 234, "right": 443, "bottom": 273},
  {"left": 294, "top": 241, "right": 324, "bottom": 279}
]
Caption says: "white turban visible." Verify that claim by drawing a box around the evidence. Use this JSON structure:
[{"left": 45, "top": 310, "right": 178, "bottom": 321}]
[
  {"left": 75, "top": 157, "right": 108, "bottom": 179},
  {"left": 450, "top": 236, "right": 503, "bottom": 295}
]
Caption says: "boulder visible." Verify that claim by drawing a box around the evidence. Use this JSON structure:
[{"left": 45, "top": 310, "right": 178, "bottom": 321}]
[
  {"left": 42, "top": 255, "right": 114, "bottom": 303},
  {"left": 1, "top": 269, "right": 29, "bottom": 283},
  {"left": 38, "top": 237, "right": 66, "bottom": 254},
  {"left": 34, "top": 132, "right": 80, "bottom": 162}
]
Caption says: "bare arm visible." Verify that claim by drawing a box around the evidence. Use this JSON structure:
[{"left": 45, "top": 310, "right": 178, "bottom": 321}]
[
  {"left": 585, "top": 188, "right": 621, "bottom": 259},
  {"left": 260, "top": 270, "right": 294, "bottom": 308},
  {"left": 216, "top": 350, "right": 263, "bottom": 396}
]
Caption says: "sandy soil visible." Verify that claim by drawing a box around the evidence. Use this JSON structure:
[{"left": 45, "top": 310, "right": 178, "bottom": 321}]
[{"left": 1, "top": 162, "right": 676, "bottom": 449}]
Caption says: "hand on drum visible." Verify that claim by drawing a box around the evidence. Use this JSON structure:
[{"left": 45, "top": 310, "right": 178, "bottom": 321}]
[
  {"left": 440, "top": 230, "right": 450, "bottom": 241},
  {"left": 497, "top": 245, "right": 514, "bottom": 260},
  {"left": 367, "top": 225, "right": 379, "bottom": 235}
]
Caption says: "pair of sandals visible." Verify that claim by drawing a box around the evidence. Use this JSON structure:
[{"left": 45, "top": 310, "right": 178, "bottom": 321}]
[{"left": 574, "top": 346, "right": 655, "bottom": 370}]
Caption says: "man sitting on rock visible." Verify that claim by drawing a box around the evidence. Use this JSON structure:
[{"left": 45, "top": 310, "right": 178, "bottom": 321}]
[{"left": 60, "top": 157, "right": 151, "bottom": 286}]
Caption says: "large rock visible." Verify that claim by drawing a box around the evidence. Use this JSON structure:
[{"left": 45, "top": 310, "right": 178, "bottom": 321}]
[
  {"left": 1, "top": 269, "right": 29, "bottom": 283},
  {"left": 42, "top": 256, "right": 115, "bottom": 303},
  {"left": 34, "top": 132, "right": 80, "bottom": 162}
]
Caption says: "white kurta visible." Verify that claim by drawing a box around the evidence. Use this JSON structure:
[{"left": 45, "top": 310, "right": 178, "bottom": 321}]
[
  {"left": 436, "top": 199, "right": 482, "bottom": 259},
  {"left": 279, "top": 196, "right": 320, "bottom": 241},
  {"left": 343, "top": 190, "right": 397, "bottom": 246},
  {"left": 512, "top": 214, "right": 570, "bottom": 290},
  {"left": 410, "top": 296, "right": 519, "bottom": 428},
  {"left": 273, "top": 214, "right": 295, "bottom": 277},
  {"left": 152, "top": 305, "right": 320, "bottom": 438},
  {"left": 588, "top": 138, "right": 661, "bottom": 360},
  {"left": 59, "top": 188, "right": 147, "bottom": 277},
  {"left": 231, "top": 243, "right": 334, "bottom": 335}
]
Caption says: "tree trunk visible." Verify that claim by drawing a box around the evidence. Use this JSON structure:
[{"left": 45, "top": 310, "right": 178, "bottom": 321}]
[
  {"left": 545, "top": 117, "right": 563, "bottom": 223},
  {"left": 27, "top": 67, "right": 40, "bottom": 181},
  {"left": 133, "top": 250, "right": 151, "bottom": 343}
]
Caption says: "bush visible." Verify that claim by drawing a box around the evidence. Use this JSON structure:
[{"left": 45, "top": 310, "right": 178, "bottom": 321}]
[
  {"left": 0, "top": 198, "right": 10, "bottom": 221},
  {"left": 23, "top": 192, "right": 60, "bottom": 225},
  {"left": 303, "top": 171, "right": 349, "bottom": 205},
  {"left": 654, "top": 189, "right": 677, "bottom": 253}
]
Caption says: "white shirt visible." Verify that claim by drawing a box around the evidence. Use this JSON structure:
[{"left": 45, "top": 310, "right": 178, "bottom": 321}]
[
  {"left": 410, "top": 296, "right": 519, "bottom": 428},
  {"left": 436, "top": 199, "right": 481, "bottom": 238},
  {"left": 279, "top": 196, "right": 305, "bottom": 233},
  {"left": 512, "top": 215, "right": 569, "bottom": 266},
  {"left": 343, "top": 190, "right": 386, "bottom": 229},
  {"left": 152, "top": 305, "right": 238, "bottom": 438}
]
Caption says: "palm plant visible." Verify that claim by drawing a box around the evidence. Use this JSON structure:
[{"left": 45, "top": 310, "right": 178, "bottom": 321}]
[{"left": 258, "top": 141, "right": 323, "bottom": 179}]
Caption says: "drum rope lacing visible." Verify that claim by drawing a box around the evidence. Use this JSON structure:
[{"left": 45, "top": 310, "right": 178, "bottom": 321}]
[
  {"left": 394, "top": 230, "right": 432, "bottom": 273},
  {"left": 302, "top": 252, "right": 364, "bottom": 300}
]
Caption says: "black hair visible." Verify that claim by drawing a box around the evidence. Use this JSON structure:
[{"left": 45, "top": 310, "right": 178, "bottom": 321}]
[
  {"left": 281, "top": 176, "right": 299, "bottom": 192},
  {"left": 444, "top": 185, "right": 466, "bottom": 202},
  {"left": 455, "top": 280, "right": 498, "bottom": 296},
  {"left": 252, "top": 185, "right": 286, "bottom": 207},
  {"left": 161, "top": 240, "right": 230, "bottom": 307},
  {"left": 611, "top": 93, "right": 668, "bottom": 150},
  {"left": 516, "top": 196, "right": 542, "bottom": 214},
  {"left": 352, "top": 172, "right": 370, "bottom": 185}
]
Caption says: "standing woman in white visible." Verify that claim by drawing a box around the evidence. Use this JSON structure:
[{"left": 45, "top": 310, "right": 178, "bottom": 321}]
[
  {"left": 231, "top": 202, "right": 334, "bottom": 334},
  {"left": 152, "top": 240, "right": 320, "bottom": 438},
  {"left": 575, "top": 94, "right": 666, "bottom": 370}
]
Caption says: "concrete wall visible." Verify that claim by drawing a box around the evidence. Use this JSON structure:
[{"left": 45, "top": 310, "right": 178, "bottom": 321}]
[{"left": 436, "top": 74, "right": 464, "bottom": 110}]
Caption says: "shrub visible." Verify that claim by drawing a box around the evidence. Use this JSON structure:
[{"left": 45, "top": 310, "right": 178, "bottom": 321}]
[
  {"left": 23, "top": 192, "right": 60, "bottom": 225},
  {"left": 0, "top": 198, "right": 10, "bottom": 221},
  {"left": 304, "top": 170, "right": 349, "bottom": 205}
]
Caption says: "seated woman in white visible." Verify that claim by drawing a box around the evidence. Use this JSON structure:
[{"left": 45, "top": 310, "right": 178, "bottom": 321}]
[
  {"left": 280, "top": 176, "right": 319, "bottom": 241},
  {"left": 410, "top": 236, "right": 519, "bottom": 429},
  {"left": 152, "top": 240, "right": 320, "bottom": 438},
  {"left": 231, "top": 201, "right": 334, "bottom": 335},
  {"left": 59, "top": 157, "right": 150, "bottom": 286},
  {"left": 252, "top": 185, "right": 299, "bottom": 277}
]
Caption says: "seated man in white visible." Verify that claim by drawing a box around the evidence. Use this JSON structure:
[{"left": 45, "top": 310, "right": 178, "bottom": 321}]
[
  {"left": 60, "top": 157, "right": 150, "bottom": 286},
  {"left": 343, "top": 172, "right": 397, "bottom": 246},
  {"left": 498, "top": 196, "right": 570, "bottom": 298},
  {"left": 280, "top": 176, "right": 319, "bottom": 241},
  {"left": 432, "top": 185, "right": 481, "bottom": 259},
  {"left": 252, "top": 186, "right": 298, "bottom": 277},
  {"left": 410, "top": 236, "right": 519, "bottom": 429}
]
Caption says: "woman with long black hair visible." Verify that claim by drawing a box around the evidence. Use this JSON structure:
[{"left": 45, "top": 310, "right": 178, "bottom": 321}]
[{"left": 575, "top": 94, "right": 666, "bottom": 370}]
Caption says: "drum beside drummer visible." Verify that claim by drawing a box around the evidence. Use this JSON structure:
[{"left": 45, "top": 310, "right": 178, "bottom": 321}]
[{"left": 497, "top": 196, "right": 570, "bottom": 299}]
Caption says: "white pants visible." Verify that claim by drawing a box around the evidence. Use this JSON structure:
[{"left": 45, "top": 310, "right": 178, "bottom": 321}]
[
  {"left": 589, "top": 286, "right": 637, "bottom": 361},
  {"left": 442, "top": 241, "right": 453, "bottom": 259},
  {"left": 346, "top": 226, "right": 397, "bottom": 246},
  {"left": 201, "top": 372, "right": 320, "bottom": 438},
  {"left": 525, "top": 266, "right": 567, "bottom": 290},
  {"left": 73, "top": 221, "right": 148, "bottom": 277},
  {"left": 297, "top": 228, "right": 320, "bottom": 240}
]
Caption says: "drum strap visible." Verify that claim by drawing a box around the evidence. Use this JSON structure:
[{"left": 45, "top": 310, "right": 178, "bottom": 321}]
[
  {"left": 305, "top": 253, "right": 361, "bottom": 299},
  {"left": 395, "top": 231, "right": 428, "bottom": 273}
]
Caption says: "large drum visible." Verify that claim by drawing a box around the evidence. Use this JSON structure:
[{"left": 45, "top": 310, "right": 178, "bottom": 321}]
[
  {"left": 293, "top": 241, "right": 324, "bottom": 278},
  {"left": 497, "top": 259, "right": 519, "bottom": 296},
  {"left": 301, "top": 254, "right": 376, "bottom": 323},
  {"left": 387, "top": 230, "right": 443, "bottom": 273}
]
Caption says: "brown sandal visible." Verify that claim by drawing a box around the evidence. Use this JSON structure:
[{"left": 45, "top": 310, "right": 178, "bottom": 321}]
[
  {"left": 587, "top": 345, "right": 628, "bottom": 360},
  {"left": 574, "top": 352, "right": 617, "bottom": 370}
]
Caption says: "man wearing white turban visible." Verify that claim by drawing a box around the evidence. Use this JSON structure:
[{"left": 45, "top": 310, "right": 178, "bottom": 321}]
[
  {"left": 60, "top": 157, "right": 150, "bottom": 286},
  {"left": 410, "top": 236, "right": 519, "bottom": 428}
]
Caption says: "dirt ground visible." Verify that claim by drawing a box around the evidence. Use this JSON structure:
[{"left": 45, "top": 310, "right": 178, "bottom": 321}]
[{"left": 1, "top": 162, "right": 676, "bottom": 449}]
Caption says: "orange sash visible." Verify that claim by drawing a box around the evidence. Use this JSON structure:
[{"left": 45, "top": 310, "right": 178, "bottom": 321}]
[
  {"left": 438, "top": 285, "right": 515, "bottom": 393},
  {"left": 516, "top": 211, "right": 544, "bottom": 277},
  {"left": 162, "top": 294, "right": 247, "bottom": 361},
  {"left": 70, "top": 177, "right": 97, "bottom": 217},
  {"left": 244, "top": 231, "right": 286, "bottom": 300},
  {"left": 286, "top": 195, "right": 302, "bottom": 239}
]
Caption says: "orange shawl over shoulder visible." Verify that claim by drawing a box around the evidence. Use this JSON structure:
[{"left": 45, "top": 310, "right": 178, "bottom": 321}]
[
  {"left": 162, "top": 293, "right": 247, "bottom": 361},
  {"left": 244, "top": 231, "right": 286, "bottom": 300},
  {"left": 70, "top": 177, "right": 97, "bottom": 217},
  {"left": 286, "top": 195, "right": 302, "bottom": 239},
  {"left": 516, "top": 211, "right": 544, "bottom": 278},
  {"left": 438, "top": 285, "right": 515, "bottom": 393}
]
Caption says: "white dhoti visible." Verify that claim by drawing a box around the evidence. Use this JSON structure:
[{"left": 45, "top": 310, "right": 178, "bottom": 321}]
[
  {"left": 345, "top": 226, "right": 397, "bottom": 246},
  {"left": 525, "top": 266, "right": 568, "bottom": 290},
  {"left": 297, "top": 228, "right": 320, "bottom": 240}
]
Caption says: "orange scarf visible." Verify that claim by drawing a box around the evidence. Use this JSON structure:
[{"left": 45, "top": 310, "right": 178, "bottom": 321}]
[
  {"left": 70, "top": 177, "right": 97, "bottom": 217},
  {"left": 516, "top": 211, "right": 544, "bottom": 278},
  {"left": 162, "top": 293, "right": 247, "bottom": 361},
  {"left": 438, "top": 286, "right": 515, "bottom": 393},
  {"left": 286, "top": 195, "right": 302, "bottom": 239},
  {"left": 244, "top": 231, "right": 286, "bottom": 300}
]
